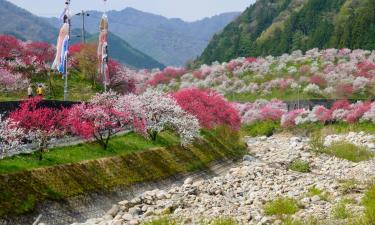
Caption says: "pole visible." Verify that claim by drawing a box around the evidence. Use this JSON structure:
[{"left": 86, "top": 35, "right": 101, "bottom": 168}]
[
  {"left": 82, "top": 10, "right": 86, "bottom": 43},
  {"left": 64, "top": 1, "right": 71, "bottom": 101}
]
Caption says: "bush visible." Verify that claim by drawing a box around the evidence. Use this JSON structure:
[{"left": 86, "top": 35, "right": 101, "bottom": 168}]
[
  {"left": 264, "top": 197, "right": 299, "bottom": 216},
  {"left": 288, "top": 159, "right": 310, "bottom": 173},
  {"left": 324, "top": 141, "right": 374, "bottom": 162},
  {"left": 173, "top": 88, "right": 241, "bottom": 131},
  {"left": 241, "top": 121, "right": 280, "bottom": 137}
]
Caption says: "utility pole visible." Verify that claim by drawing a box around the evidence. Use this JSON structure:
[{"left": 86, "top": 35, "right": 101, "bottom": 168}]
[{"left": 76, "top": 10, "right": 90, "bottom": 43}]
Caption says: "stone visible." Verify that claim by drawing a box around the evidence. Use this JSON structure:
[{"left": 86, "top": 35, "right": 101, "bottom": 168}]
[
  {"left": 311, "top": 195, "right": 320, "bottom": 203},
  {"left": 128, "top": 207, "right": 141, "bottom": 216},
  {"left": 243, "top": 155, "right": 255, "bottom": 162},
  {"left": 122, "top": 213, "right": 133, "bottom": 221},
  {"left": 184, "top": 177, "right": 193, "bottom": 185},
  {"left": 106, "top": 205, "right": 120, "bottom": 217},
  {"left": 129, "top": 219, "right": 139, "bottom": 225}
]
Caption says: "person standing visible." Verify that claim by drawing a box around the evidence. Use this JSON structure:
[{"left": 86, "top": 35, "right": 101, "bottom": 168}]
[
  {"left": 27, "top": 84, "right": 33, "bottom": 98},
  {"left": 36, "top": 84, "right": 45, "bottom": 97}
]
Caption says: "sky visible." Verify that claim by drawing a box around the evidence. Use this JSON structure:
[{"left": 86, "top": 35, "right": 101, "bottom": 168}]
[{"left": 7, "top": 0, "right": 255, "bottom": 21}]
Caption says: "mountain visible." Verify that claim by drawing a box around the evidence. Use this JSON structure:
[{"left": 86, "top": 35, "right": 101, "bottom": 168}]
[
  {"left": 0, "top": 1, "right": 164, "bottom": 70},
  {"left": 197, "top": 0, "right": 375, "bottom": 65},
  {"left": 45, "top": 8, "right": 240, "bottom": 66},
  {"left": 0, "top": 0, "right": 58, "bottom": 43},
  {"left": 84, "top": 32, "right": 165, "bottom": 69}
]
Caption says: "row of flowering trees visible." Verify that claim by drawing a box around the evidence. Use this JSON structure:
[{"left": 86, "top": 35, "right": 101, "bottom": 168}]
[
  {"left": 235, "top": 99, "right": 375, "bottom": 127},
  {"left": 0, "top": 35, "right": 56, "bottom": 92},
  {"left": 0, "top": 88, "right": 241, "bottom": 160},
  {"left": 0, "top": 35, "right": 139, "bottom": 95},
  {"left": 141, "top": 48, "right": 375, "bottom": 100}
]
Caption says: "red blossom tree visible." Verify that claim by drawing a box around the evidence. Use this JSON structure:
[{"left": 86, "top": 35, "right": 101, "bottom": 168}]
[
  {"left": 172, "top": 88, "right": 241, "bottom": 131},
  {"left": 0, "top": 35, "right": 22, "bottom": 60},
  {"left": 9, "top": 97, "right": 68, "bottom": 160}
]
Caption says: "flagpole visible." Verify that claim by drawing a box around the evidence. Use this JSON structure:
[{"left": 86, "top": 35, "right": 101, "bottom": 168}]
[
  {"left": 64, "top": 0, "right": 71, "bottom": 101},
  {"left": 102, "top": 0, "right": 108, "bottom": 92}
]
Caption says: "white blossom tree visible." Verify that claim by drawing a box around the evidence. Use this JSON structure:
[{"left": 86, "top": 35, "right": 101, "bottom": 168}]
[{"left": 139, "top": 89, "right": 200, "bottom": 145}]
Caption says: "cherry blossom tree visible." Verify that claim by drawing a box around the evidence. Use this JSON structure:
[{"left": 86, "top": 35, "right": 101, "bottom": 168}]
[
  {"left": 0, "top": 116, "right": 26, "bottom": 159},
  {"left": 139, "top": 89, "right": 200, "bottom": 145},
  {"left": 172, "top": 88, "right": 241, "bottom": 131},
  {"left": 8, "top": 97, "right": 67, "bottom": 160},
  {"left": 66, "top": 91, "right": 146, "bottom": 150},
  {"left": 0, "top": 68, "right": 29, "bottom": 91}
]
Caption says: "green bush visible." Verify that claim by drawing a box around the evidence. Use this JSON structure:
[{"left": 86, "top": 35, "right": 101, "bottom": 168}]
[
  {"left": 362, "top": 184, "right": 375, "bottom": 223},
  {"left": 241, "top": 121, "right": 280, "bottom": 137},
  {"left": 324, "top": 141, "right": 374, "bottom": 162},
  {"left": 288, "top": 159, "right": 310, "bottom": 173},
  {"left": 264, "top": 197, "right": 299, "bottom": 216}
]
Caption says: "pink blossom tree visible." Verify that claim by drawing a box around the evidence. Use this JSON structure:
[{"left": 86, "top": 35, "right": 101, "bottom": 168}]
[{"left": 66, "top": 91, "right": 146, "bottom": 150}]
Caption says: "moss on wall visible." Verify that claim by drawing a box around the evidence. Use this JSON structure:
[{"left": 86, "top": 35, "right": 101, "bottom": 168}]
[{"left": 0, "top": 127, "right": 247, "bottom": 217}]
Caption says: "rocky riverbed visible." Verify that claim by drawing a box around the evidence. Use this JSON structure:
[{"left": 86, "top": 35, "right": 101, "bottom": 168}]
[{"left": 70, "top": 132, "right": 375, "bottom": 225}]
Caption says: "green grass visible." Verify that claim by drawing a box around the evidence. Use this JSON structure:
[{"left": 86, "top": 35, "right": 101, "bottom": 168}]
[
  {"left": 209, "top": 218, "right": 237, "bottom": 225},
  {"left": 362, "top": 183, "right": 375, "bottom": 223},
  {"left": 288, "top": 159, "right": 310, "bottom": 173},
  {"left": 324, "top": 141, "right": 374, "bottom": 162},
  {"left": 143, "top": 217, "right": 237, "bottom": 225},
  {"left": 241, "top": 121, "right": 280, "bottom": 137},
  {"left": 264, "top": 197, "right": 300, "bottom": 216},
  {"left": 143, "top": 217, "right": 178, "bottom": 225},
  {"left": 333, "top": 199, "right": 353, "bottom": 219},
  {"left": 338, "top": 179, "right": 361, "bottom": 194},
  {"left": 1, "top": 70, "right": 101, "bottom": 102},
  {"left": 282, "top": 217, "right": 319, "bottom": 225},
  {"left": 226, "top": 88, "right": 316, "bottom": 102},
  {"left": 0, "top": 131, "right": 179, "bottom": 174},
  {"left": 306, "top": 186, "right": 329, "bottom": 201}
]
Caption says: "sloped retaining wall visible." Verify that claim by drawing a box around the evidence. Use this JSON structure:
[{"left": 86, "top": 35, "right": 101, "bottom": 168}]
[{"left": 0, "top": 129, "right": 246, "bottom": 225}]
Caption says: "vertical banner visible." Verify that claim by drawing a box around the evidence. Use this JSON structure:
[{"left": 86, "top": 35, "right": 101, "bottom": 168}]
[
  {"left": 52, "top": 1, "right": 70, "bottom": 74},
  {"left": 98, "top": 0, "right": 109, "bottom": 91}
]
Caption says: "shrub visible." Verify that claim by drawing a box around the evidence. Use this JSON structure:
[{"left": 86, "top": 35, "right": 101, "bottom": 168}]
[
  {"left": 324, "top": 141, "right": 374, "bottom": 162},
  {"left": 288, "top": 159, "right": 310, "bottom": 173},
  {"left": 281, "top": 109, "right": 305, "bottom": 127},
  {"left": 264, "top": 197, "right": 299, "bottom": 216},
  {"left": 241, "top": 121, "right": 280, "bottom": 137},
  {"left": 173, "top": 88, "right": 241, "bottom": 131}
]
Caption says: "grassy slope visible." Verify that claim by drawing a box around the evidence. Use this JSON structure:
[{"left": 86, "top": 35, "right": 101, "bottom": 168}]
[
  {"left": 0, "top": 127, "right": 247, "bottom": 217},
  {"left": 0, "top": 70, "right": 102, "bottom": 102},
  {"left": 0, "top": 132, "right": 179, "bottom": 174}
]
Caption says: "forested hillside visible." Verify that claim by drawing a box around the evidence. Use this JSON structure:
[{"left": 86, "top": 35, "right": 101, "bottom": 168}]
[{"left": 197, "top": 0, "right": 375, "bottom": 65}]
